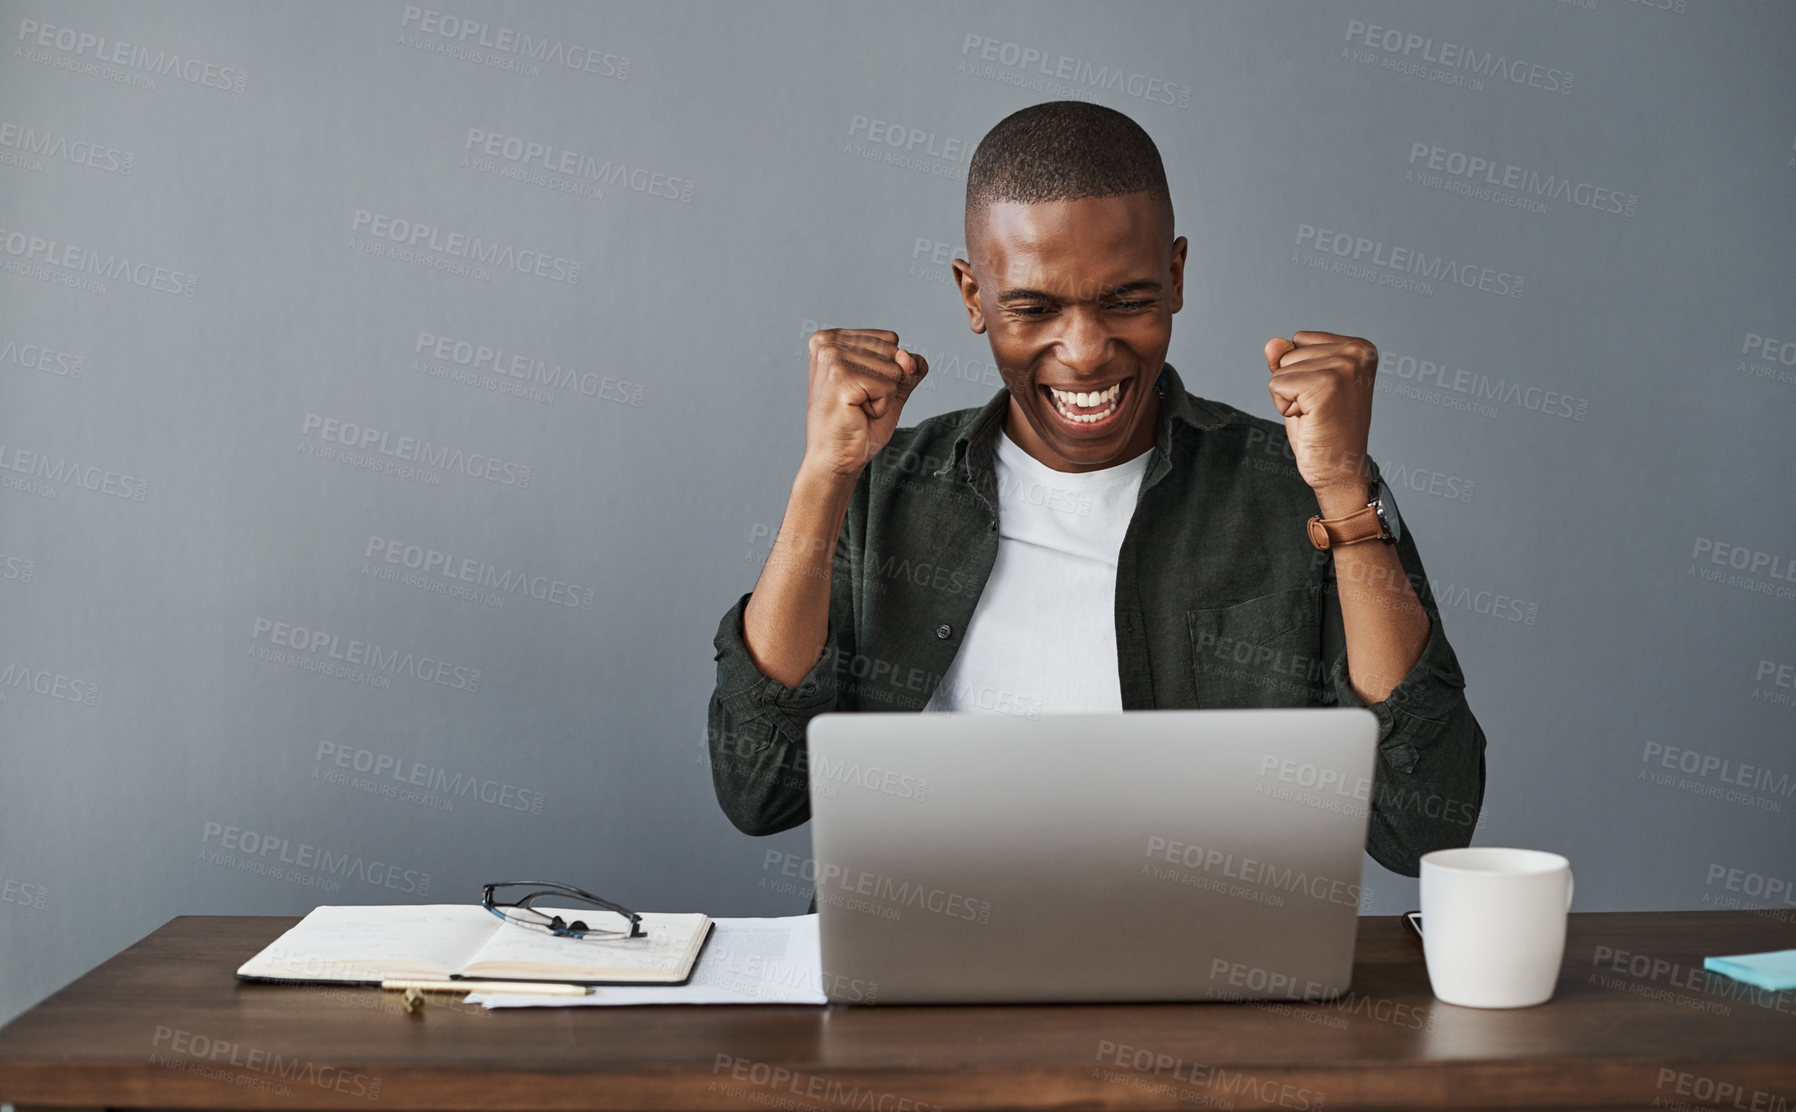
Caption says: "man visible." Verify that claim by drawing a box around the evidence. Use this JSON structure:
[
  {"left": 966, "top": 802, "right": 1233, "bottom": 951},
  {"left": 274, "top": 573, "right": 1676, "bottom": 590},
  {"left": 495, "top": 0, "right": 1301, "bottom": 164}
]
[{"left": 708, "top": 101, "right": 1485, "bottom": 889}]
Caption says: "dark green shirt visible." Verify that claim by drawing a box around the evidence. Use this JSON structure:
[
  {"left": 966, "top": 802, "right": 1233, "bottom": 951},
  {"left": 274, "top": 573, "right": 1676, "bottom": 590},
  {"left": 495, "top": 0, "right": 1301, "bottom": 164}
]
[{"left": 708, "top": 363, "right": 1486, "bottom": 880}]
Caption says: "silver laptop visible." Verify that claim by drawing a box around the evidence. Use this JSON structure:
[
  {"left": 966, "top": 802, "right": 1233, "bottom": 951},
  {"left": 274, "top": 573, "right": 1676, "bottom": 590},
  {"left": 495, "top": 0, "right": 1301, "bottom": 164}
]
[{"left": 806, "top": 707, "right": 1379, "bottom": 1004}]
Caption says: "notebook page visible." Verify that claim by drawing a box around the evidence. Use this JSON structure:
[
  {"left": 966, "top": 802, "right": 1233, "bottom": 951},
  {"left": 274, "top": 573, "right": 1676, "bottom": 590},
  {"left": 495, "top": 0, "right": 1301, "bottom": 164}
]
[
  {"left": 236, "top": 905, "right": 500, "bottom": 980},
  {"left": 462, "top": 908, "right": 707, "bottom": 979}
]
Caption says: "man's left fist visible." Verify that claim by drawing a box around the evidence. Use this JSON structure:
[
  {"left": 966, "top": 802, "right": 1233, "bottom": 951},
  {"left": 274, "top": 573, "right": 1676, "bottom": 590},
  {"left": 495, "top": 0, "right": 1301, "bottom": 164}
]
[{"left": 1264, "top": 330, "right": 1378, "bottom": 497}]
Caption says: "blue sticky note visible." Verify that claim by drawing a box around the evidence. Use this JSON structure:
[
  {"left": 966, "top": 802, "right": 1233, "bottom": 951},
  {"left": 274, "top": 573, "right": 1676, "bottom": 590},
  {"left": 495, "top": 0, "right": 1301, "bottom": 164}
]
[{"left": 1703, "top": 949, "right": 1796, "bottom": 992}]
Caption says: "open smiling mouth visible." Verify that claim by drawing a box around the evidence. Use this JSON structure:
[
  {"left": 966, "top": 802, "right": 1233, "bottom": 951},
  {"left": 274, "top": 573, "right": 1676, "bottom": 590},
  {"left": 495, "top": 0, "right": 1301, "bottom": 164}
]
[{"left": 1039, "top": 377, "right": 1130, "bottom": 432}]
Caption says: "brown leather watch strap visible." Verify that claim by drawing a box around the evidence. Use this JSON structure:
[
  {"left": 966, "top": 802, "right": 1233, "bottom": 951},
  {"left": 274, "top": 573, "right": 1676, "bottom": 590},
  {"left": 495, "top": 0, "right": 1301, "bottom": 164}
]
[{"left": 1307, "top": 503, "right": 1386, "bottom": 550}]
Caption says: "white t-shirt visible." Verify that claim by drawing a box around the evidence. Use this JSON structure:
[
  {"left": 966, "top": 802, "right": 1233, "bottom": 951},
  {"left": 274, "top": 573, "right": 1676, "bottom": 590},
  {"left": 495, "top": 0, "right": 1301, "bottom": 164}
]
[{"left": 921, "top": 425, "right": 1152, "bottom": 717}]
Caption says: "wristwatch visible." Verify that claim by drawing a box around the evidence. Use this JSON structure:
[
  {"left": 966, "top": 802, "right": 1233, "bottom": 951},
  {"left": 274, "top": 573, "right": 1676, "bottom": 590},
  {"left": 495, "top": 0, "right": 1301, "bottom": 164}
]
[{"left": 1307, "top": 478, "right": 1401, "bottom": 550}]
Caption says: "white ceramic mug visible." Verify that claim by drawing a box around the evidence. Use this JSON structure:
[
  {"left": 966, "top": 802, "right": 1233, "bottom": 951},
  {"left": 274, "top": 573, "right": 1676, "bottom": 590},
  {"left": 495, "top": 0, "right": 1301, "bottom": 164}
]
[{"left": 1419, "top": 847, "right": 1575, "bottom": 1008}]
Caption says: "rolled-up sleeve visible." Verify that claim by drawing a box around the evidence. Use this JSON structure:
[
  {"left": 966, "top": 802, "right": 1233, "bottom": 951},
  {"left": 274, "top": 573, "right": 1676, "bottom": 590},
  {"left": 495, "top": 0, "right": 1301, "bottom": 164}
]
[
  {"left": 707, "top": 592, "right": 842, "bottom": 835},
  {"left": 1326, "top": 526, "right": 1488, "bottom": 877},
  {"left": 706, "top": 474, "right": 864, "bottom": 837}
]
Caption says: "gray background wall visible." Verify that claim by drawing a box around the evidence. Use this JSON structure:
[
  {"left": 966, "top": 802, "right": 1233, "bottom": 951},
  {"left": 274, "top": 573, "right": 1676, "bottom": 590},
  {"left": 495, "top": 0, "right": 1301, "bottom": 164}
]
[{"left": 2, "top": 0, "right": 1792, "bottom": 1026}]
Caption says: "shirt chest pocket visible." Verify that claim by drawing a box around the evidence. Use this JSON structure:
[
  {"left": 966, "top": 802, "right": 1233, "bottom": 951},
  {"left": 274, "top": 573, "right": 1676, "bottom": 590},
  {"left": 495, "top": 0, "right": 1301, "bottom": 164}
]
[{"left": 1185, "top": 586, "right": 1328, "bottom": 708}]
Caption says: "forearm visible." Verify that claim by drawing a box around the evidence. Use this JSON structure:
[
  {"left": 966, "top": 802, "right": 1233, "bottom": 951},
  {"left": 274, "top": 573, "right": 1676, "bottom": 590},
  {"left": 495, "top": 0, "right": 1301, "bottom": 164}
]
[
  {"left": 744, "top": 464, "right": 858, "bottom": 687},
  {"left": 1314, "top": 485, "right": 1430, "bottom": 703},
  {"left": 1311, "top": 490, "right": 1488, "bottom": 874}
]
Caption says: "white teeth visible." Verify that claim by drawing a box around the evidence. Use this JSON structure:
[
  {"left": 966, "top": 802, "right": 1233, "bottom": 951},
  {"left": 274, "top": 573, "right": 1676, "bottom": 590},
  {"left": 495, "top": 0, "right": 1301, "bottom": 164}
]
[
  {"left": 1048, "top": 383, "right": 1119, "bottom": 406},
  {"left": 1048, "top": 382, "right": 1121, "bottom": 424}
]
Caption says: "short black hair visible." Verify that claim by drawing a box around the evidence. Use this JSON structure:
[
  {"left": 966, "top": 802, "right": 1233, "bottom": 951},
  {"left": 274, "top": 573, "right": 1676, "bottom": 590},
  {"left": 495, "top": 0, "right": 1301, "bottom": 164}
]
[{"left": 965, "top": 100, "right": 1173, "bottom": 245}]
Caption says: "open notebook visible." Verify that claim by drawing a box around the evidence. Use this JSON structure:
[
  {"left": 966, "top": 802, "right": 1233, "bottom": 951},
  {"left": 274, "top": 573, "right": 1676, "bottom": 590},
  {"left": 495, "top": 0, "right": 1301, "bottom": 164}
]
[{"left": 235, "top": 904, "right": 714, "bottom": 986}]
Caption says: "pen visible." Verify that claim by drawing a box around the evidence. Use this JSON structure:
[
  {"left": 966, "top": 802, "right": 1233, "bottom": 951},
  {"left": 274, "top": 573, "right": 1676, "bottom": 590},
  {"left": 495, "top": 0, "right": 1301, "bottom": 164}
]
[{"left": 380, "top": 978, "right": 593, "bottom": 996}]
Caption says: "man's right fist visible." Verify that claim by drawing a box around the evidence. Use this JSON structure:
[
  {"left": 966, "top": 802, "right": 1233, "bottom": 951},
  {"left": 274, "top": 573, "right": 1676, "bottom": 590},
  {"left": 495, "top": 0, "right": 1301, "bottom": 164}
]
[{"left": 802, "top": 328, "right": 929, "bottom": 479}]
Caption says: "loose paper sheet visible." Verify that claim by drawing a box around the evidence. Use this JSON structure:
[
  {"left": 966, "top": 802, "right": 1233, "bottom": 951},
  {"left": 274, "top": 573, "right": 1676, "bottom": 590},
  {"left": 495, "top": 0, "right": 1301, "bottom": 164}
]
[{"left": 467, "top": 915, "right": 826, "bottom": 1007}]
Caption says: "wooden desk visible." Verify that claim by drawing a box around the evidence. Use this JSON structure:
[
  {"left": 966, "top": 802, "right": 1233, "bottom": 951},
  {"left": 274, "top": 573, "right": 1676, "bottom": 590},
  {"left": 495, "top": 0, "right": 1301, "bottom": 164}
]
[{"left": 0, "top": 911, "right": 1790, "bottom": 1111}]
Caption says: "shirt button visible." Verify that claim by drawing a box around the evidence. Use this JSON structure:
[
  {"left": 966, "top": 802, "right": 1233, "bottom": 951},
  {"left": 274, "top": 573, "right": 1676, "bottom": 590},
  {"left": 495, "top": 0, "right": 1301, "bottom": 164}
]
[{"left": 935, "top": 623, "right": 952, "bottom": 640}]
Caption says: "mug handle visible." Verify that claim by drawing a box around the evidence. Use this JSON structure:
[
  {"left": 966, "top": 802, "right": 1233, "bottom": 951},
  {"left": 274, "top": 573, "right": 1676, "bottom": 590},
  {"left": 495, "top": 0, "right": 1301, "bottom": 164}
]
[{"left": 1565, "top": 868, "right": 1575, "bottom": 912}]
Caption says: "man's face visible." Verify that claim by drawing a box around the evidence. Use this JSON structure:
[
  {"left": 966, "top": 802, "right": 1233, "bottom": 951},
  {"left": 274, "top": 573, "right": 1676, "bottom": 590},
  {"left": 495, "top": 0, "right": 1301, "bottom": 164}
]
[{"left": 952, "top": 192, "right": 1186, "bottom": 473}]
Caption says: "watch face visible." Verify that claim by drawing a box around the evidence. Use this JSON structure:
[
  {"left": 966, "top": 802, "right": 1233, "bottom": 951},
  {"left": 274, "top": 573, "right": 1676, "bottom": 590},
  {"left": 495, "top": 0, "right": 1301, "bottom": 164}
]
[{"left": 1375, "top": 478, "right": 1403, "bottom": 543}]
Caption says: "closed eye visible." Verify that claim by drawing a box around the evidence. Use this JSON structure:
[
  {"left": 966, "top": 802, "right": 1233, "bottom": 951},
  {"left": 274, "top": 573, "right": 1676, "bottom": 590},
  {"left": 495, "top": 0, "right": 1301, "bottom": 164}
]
[{"left": 1004, "top": 300, "right": 1154, "bottom": 318}]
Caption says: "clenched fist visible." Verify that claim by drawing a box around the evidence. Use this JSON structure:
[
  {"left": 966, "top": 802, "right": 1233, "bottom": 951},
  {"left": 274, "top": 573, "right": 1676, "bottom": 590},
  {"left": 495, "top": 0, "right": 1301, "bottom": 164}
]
[
  {"left": 803, "top": 328, "right": 929, "bottom": 479},
  {"left": 1264, "top": 330, "right": 1379, "bottom": 496}
]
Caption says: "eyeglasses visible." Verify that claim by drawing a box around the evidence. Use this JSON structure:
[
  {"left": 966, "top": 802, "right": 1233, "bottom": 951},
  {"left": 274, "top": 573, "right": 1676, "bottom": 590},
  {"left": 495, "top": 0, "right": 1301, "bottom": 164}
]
[{"left": 481, "top": 880, "right": 647, "bottom": 941}]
